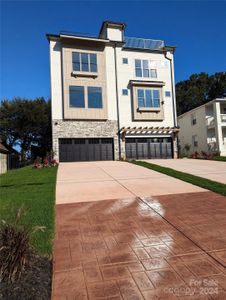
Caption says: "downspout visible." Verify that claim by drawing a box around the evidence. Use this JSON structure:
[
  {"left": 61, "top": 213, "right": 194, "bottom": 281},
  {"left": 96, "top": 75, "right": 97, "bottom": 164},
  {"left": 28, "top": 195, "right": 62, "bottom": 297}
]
[
  {"left": 164, "top": 51, "right": 177, "bottom": 127},
  {"left": 113, "top": 42, "right": 122, "bottom": 160},
  {"left": 164, "top": 51, "right": 178, "bottom": 158}
]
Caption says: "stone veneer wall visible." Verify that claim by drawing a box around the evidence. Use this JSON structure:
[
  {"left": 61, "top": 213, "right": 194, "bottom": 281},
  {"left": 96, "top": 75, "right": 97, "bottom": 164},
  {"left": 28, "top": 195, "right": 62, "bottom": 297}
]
[{"left": 52, "top": 120, "right": 119, "bottom": 161}]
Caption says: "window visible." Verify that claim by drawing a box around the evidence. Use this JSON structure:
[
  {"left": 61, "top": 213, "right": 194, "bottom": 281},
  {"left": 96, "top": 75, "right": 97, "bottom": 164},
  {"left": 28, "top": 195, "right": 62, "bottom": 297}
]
[
  {"left": 191, "top": 113, "right": 197, "bottom": 125},
  {"left": 137, "top": 88, "right": 160, "bottom": 108},
  {"left": 69, "top": 86, "right": 85, "bottom": 108},
  {"left": 72, "top": 52, "right": 97, "bottom": 72},
  {"left": 122, "top": 58, "right": 128, "bottom": 64},
  {"left": 122, "top": 89, "right": 128, "bottom": 95},
  {"left": 135, "top": 59, "right": 157, "bottom": 78},
  {"left": 165, "top": 91, "right": 171, "bottom": 97},
  {"left": 192, "top": 135, "right": 198, "bottom": 147},
  {"left": 88, "top": 87, "right": 102, "bottom": 108}
]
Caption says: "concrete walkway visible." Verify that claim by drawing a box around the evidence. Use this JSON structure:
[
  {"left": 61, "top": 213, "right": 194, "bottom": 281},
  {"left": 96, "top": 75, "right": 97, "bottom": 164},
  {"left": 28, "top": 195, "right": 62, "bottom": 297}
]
[
  {"left": 143, "top": 159, "right": 226, "bottom": 184},
  {"left": 52, "top": 161, "right": 226, "bottom": 300},
  {"left": 56, "top": 161, "right": 205, "bottom": 204}
]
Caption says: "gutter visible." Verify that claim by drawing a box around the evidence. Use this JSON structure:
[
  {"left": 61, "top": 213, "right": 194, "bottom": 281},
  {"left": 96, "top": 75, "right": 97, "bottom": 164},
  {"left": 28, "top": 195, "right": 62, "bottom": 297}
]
[{"left": 113, "top": 42, "right": 122, "bottom": 160}]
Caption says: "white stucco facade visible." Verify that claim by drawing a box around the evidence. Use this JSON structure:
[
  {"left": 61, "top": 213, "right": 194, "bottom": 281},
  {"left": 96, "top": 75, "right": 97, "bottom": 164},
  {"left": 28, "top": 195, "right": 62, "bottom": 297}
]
[
  {"left": 178, "top": 98, "right": 226, "bottom": 156},
  {"left": 48, "top": 21, "right": 179, "bottom": 161}
]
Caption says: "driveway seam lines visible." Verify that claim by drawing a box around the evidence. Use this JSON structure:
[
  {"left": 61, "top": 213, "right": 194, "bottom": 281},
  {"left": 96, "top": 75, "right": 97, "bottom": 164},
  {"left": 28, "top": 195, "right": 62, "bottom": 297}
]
[{"left": 139, "top": 197, "right": 226, "bottom": 271}]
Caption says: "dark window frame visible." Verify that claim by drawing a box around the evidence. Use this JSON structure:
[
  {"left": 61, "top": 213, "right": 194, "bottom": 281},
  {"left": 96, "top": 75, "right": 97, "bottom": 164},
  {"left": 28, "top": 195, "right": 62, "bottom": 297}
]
[
  {"left": 137, "top": 88, "right": 161, "bottom": 108},
  {"left": 69, "top": 86, "right": 85, "bottom": 108},
  {"left": 88, "top": 86, "right": 103, "bottom": 109},
  {"left": 72, "top": 52, "right": 97, "bottom": 73}
]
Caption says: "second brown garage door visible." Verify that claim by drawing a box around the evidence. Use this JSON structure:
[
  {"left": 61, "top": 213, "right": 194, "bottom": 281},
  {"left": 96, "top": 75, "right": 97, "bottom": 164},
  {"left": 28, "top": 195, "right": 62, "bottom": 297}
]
[
  {"left": 125, "top": 137, "right": 172, "bottom": 159},
  {"left": 59, "top": 138, "right": 114, "bottom": 162}
]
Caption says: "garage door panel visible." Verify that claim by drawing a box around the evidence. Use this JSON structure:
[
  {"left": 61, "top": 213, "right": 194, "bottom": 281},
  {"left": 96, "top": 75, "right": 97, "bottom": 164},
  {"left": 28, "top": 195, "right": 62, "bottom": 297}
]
[
  {"left": 125, "top": 138, "right": 172, "bottom": 159},
  {"left": 59, "top": 138, "right": 113, "bottom": 162}
]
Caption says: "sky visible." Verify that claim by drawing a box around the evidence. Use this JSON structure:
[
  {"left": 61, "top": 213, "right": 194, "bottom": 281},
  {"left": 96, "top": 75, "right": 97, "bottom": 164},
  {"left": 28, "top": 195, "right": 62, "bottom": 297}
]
[{"left": 1, "top": 0, "right": 226, "bottom": 100}]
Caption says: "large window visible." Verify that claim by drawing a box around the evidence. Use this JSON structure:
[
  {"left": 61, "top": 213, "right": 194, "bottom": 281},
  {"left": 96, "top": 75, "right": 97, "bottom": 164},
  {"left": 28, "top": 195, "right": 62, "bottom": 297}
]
[
  {"left": 88, "top": 87, "right": 103, "bottom": 108},
  {"left": 137, "top": 88, "right": 160, "bottom": 108},
  {"left": 69, "top": 86, "right": 103, "bottom": 109},
  {"left": 135, "top": 59, "right": 157, "bottom": 78},
  {"left": 69, "top": 86, "right": 85, "bottom": 108},
  {"left": 72, "top": 52, "right": 97, "bottom": 72}
]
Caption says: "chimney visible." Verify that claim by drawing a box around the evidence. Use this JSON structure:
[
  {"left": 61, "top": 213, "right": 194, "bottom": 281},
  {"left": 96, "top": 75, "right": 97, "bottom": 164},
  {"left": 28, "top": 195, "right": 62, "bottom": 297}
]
[{"left": 99, "top": 21, "right": 126, "bottom": 42}]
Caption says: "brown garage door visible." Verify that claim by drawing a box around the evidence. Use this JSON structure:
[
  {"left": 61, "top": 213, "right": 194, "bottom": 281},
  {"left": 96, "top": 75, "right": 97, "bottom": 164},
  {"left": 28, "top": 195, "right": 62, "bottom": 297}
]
[
  {"left": 125, "top": 137, "right": 172, "bottom": 159},
  {"left": 59, "top": 138, "right": 114, "bottom": 162}
]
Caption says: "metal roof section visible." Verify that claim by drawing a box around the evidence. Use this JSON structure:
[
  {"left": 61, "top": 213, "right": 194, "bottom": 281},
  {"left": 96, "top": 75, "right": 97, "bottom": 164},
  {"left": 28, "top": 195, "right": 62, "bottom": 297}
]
[{"left": 124, "top": 36, "right": 164, "bottom": 50}]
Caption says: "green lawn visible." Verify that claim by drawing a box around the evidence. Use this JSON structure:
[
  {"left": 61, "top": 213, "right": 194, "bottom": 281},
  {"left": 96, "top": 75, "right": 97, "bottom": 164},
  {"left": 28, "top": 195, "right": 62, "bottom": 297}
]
[
  {"left": 131, "top": 160, "right": 226, "bottom": 196},
  {"left": 213, "top": 156, "right": 226, "bottom": 162},
  {"left": 0, "top": 166, "right": 58, "bottom": 256}
]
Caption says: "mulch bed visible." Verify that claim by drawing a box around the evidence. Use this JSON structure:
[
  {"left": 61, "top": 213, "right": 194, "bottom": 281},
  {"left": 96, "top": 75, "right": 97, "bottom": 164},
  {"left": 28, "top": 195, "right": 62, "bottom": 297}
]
[{"left": 0, "top": 255, "right": 52, "bottom": 300}]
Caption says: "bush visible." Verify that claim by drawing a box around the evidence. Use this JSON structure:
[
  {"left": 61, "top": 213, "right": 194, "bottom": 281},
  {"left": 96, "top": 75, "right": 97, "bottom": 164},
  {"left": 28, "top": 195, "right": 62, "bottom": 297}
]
[
  {"left": 33, "top": 156, "right": 58, "bottom": 169},
  {"left": 190, "top": 151, "right": 200, "bottom": 159}
]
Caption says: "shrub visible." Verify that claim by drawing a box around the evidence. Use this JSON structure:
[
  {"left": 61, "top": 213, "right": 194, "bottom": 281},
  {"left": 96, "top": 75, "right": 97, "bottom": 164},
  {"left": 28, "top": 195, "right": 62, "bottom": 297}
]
[
  {"left": 33, "top": 156, "right": 42, "bottom": 169},
  {"left": 43, "top": 158, "right": 49, "bottom": 168},
  {"left": 50, "top": 159, "right": 58, "bottom": 167},
  {"left": 190, "top": 151, "right": 199, "bottom": 159}
]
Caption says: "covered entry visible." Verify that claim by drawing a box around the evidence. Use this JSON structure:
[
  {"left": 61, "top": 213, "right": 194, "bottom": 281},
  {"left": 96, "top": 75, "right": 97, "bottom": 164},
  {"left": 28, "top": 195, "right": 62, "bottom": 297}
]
[
  {"left": 59, "top": 138, "right": 114, "bottom": 162},
  {"left": 126, "top": 137, "right": 172, "bottom": 159}
]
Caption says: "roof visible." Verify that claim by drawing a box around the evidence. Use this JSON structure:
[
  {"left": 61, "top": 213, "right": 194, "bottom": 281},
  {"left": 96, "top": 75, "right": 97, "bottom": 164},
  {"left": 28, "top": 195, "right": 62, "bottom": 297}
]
[
  {"left": 46, "top": 20, "right": 175, "bottom": 52},
  {"left": 0, "top": 142, "right": 9, "bottom": 154},
  {"left": 178, "top": 97, "right": 226, "bottom": 119}
]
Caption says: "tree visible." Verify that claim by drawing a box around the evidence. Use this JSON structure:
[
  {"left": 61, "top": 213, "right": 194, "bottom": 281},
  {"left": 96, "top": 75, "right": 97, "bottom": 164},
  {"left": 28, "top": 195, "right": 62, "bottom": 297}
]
[
  {"left": 0, "top": 97, "right": 52, "bottom": 160},
  {"left": 176, "top": 72, "right": 226, "bottom": 116}
]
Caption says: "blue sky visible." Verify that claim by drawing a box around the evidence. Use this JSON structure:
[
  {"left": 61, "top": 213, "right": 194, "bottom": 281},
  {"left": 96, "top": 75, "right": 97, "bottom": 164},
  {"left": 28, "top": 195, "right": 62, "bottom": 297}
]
[{"left": 1, "top": 1, "right": 226, "bottom": 100}]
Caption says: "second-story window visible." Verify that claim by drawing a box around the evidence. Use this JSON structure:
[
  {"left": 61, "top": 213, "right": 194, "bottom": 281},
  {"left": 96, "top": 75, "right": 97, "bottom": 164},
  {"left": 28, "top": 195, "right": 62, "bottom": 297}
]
[
  {"left": 191, "top": 113, "right": 197, "bottom": 125},
  {"left": 88, "top": 87, "right": 102, "bottom": 108},
  {"left": 69, "top": 86, "right": 85, "bottom": 108},
  {"left": 137, "top": 88, "right": 160, "bottom": 108},
  {"left": 72, "top": 52, "right": 97, "bottom": 72},
  {"left": 135, "top": 59, "right": 157, "bottom": 78}
]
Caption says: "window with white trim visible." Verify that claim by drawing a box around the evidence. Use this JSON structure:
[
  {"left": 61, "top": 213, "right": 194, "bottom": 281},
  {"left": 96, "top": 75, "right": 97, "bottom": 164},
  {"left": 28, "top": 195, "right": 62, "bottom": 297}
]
[
  {"left": 72, "top": 52, "right": 97, "bottom": 72},
  {"left": 135, "top": 59, "right": 157, "bottom": 78},
  {"left": 137, "top": 88, "right": 160, "bottom": 108}
]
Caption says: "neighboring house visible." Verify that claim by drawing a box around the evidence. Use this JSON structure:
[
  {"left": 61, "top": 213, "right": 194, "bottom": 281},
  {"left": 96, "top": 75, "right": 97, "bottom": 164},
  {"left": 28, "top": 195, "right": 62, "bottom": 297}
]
[
  {"left": 47, "top": 21, "right": 179, "bottom": 162},
  {"left": 178, "top": 97, "right": 226, "bottom": 156},
  {"left": 0, "top": 142, "right": 9, "bottom": 174}
]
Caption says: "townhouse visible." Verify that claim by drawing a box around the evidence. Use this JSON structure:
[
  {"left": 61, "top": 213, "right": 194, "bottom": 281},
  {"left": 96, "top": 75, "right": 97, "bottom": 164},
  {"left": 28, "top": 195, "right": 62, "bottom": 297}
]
[
  {"left": 178, "top": 97, "right": 226, "bottom": 156},
  {"left": 47, "top": 21, "right": 179, "bottom": 162}
]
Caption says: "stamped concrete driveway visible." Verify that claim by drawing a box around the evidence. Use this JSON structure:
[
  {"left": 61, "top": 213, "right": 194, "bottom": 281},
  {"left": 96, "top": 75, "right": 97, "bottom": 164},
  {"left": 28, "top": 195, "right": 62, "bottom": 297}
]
[
  {"left": 52, "top": 162, "right": 226, "bottom": 300},
  {"left": 143, "top": 159, "right": 226, "bottom": 184}
]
